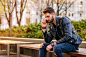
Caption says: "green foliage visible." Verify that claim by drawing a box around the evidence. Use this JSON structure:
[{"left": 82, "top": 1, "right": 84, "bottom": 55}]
[
  {"left": 0, "top": 28, "right": 10, "bottom": 36},
  {"left": 26, "top": 22, "right": 42, "bottom": 32},
  {"left": 12, "top": 22, "right": 43, "bottom": 38},
  {"left": 71, "top": 19, "right": 86, "bottom": 41},
  {"left": 0, "top": 19, "right": 86, "bottom": 40},
  {"left": 71, "top": 19, "right": 86, "bottom": 30},
  {"left": 35, "top": 30, "right": 43, "bottom": 39},
  {"left": 77, "top": 30, "right": 86, "bottom": 41}
]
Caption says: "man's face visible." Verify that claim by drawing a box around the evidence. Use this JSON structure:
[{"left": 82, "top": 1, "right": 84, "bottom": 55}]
[{"left": 44, "top": 13, "right": 54, "bottom": 23}]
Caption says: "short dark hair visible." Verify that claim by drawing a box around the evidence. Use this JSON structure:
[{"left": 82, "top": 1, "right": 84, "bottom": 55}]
[{"left": 43, "top": 7, "right": 55, "bottom": 14}]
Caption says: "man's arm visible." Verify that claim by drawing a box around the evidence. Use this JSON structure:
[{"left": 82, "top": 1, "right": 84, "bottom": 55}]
[
  {"left": 43, "top": 30, "right": 53, "bottom": 43},
  {"left": 42, "top": 19, "right": 53, "bottom": 43},
  {"left": 56, "top": 17, "right": 72, "bottom": 44}
]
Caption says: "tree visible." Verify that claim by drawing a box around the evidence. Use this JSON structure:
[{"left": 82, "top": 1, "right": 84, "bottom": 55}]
[
  {"left": 56, "top": 0, "right": 75, "bottom": 16},
  {"left": 15, "top": 0, "right": 27, "bottom": 26},
  {"left": 0, "top": 0, "right": 28, "bottom": 26},
  {"left": 28, "top": 0, "right": 45, "bottom": 22},
  {"left": 0, "top": 0, "right": 15, "bottom": 27},
  {"left": 0, "top": 0, "right": 28, "bottom": 36},
  {"left": 46, "top": 0, "right": 76, "bottom": 16},
  {"left": 0, "top": 17, "right": 2, "bottom": 29},
  {"left": 0, "top": 0, "right": 16, "bottom": 36}
]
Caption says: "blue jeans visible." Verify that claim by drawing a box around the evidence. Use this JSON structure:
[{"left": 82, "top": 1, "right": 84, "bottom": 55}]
[{"left": 39, "top": 42, "right": 76, "bottom": 57}]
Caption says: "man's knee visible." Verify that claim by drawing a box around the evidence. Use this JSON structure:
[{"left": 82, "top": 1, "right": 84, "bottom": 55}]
[{"left": 53, "top": 45, "right": 62, "bottom": 53}]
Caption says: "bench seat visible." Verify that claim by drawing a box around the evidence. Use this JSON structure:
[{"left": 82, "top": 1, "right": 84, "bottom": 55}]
[{"left": 17, "top": 44, "right": 86, "bottom": 57}]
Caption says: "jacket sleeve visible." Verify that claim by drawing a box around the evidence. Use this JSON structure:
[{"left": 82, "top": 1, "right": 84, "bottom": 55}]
[
  {"left": 42, "top": 30, "right": 53, "bottom": 43},
  {"left": 56, "top": 17, "right": 72, "bottom": 44}
]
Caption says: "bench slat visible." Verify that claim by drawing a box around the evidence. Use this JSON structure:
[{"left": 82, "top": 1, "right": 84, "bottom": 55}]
[{"left": 63, "top": 48, "right": 86, "bottom": 57}]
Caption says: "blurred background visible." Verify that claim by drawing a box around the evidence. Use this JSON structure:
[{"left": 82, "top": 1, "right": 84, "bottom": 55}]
[{"left": 0, "top": 0, "right": 86, "bottom": 41}]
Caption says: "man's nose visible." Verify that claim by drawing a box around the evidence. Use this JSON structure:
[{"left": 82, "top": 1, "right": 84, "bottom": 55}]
[{"left": 46, "top": 18, "right": 48, "bottom": 20}]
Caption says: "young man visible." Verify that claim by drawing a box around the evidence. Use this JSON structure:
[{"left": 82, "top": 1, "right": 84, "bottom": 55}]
[{"left": 39, "top": 7, "right": 82, "bottom": 57}]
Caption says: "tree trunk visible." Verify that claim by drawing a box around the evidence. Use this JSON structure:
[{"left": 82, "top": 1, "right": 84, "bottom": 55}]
[
  {"left": 57, "top": 0, "right": 59, "bottom": 16},
  {"left": 52, "top": 0, "right": 53, "bottom": 7},
  {"left": 9, "top": 13, "right": 12, "bottom": 37},
  {"left": 46, "top": 0, "right": 50, "bottom": 6},
  {"left": 57, "top": 8, "right": 59, "bottom": 16}
]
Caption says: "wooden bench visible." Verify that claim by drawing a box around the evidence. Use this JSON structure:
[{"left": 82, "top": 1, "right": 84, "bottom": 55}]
[
  {"left": 0, "top": 40, "right": 34, "bottom": 57},
  {"left": 17, "top": 44, "right": 86, "bottom": 57}
]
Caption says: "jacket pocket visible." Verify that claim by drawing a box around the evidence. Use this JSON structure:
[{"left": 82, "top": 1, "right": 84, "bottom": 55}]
[{"left": 68, "top": 34, "right": 77, "bottom": 44}]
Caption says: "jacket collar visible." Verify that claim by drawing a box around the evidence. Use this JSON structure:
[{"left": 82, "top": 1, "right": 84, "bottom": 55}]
[{"left": 56, "top": 17, "right": 60, "bottom": 27}]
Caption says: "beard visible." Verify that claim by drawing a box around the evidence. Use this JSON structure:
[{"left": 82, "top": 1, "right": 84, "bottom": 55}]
[{"left": 49, "top": 16, "right": 54, "bottom": 23}]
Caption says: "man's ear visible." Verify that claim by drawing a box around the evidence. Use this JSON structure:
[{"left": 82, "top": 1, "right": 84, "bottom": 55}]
[{"left": 53, "top": 13, "right": 55, "bottom": 15}]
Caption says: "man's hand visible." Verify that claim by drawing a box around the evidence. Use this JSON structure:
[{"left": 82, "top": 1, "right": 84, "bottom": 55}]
[
  {"left": 39, "top": 43, "right": 44, "bottom": 48},
  {"left": 42, "top": 19, "right": 48, "bottom": 32},
  {"left": 46, "top": 44, "right": 53, "bottom": 51},
  {"left": 54, "top": 42, "right": 57, "bottom": 45}
]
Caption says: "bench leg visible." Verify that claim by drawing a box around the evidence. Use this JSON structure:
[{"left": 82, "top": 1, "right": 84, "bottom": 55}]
[
  {"left": 17, "top": 45, "right": 20, "bottom": 57},
  {"left": 32, "top": 49, "right": 34, "bottom": 57},
  {"left": 7, "top": 44, "right": 10, "bottom": 57},
  {"left": 71, "top": 56, "right": 77, "bottom": 57}
]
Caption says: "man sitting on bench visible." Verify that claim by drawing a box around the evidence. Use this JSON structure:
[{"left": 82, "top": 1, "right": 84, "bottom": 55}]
[{"left": 39, "top": 6, "right": 82, "bottom": 57}]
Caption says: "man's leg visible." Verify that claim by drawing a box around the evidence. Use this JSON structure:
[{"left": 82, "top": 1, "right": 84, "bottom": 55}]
[
  {"left": 39, "top": 43, "right": 51, "bottom": 57},
  {"left": 53, "top": 42, "right": 76, "bottom": 57}
]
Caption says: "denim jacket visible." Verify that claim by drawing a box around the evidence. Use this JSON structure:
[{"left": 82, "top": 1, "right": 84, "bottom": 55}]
[{"left": 43, "top": 16, "right": 82, "bottom": 44}]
